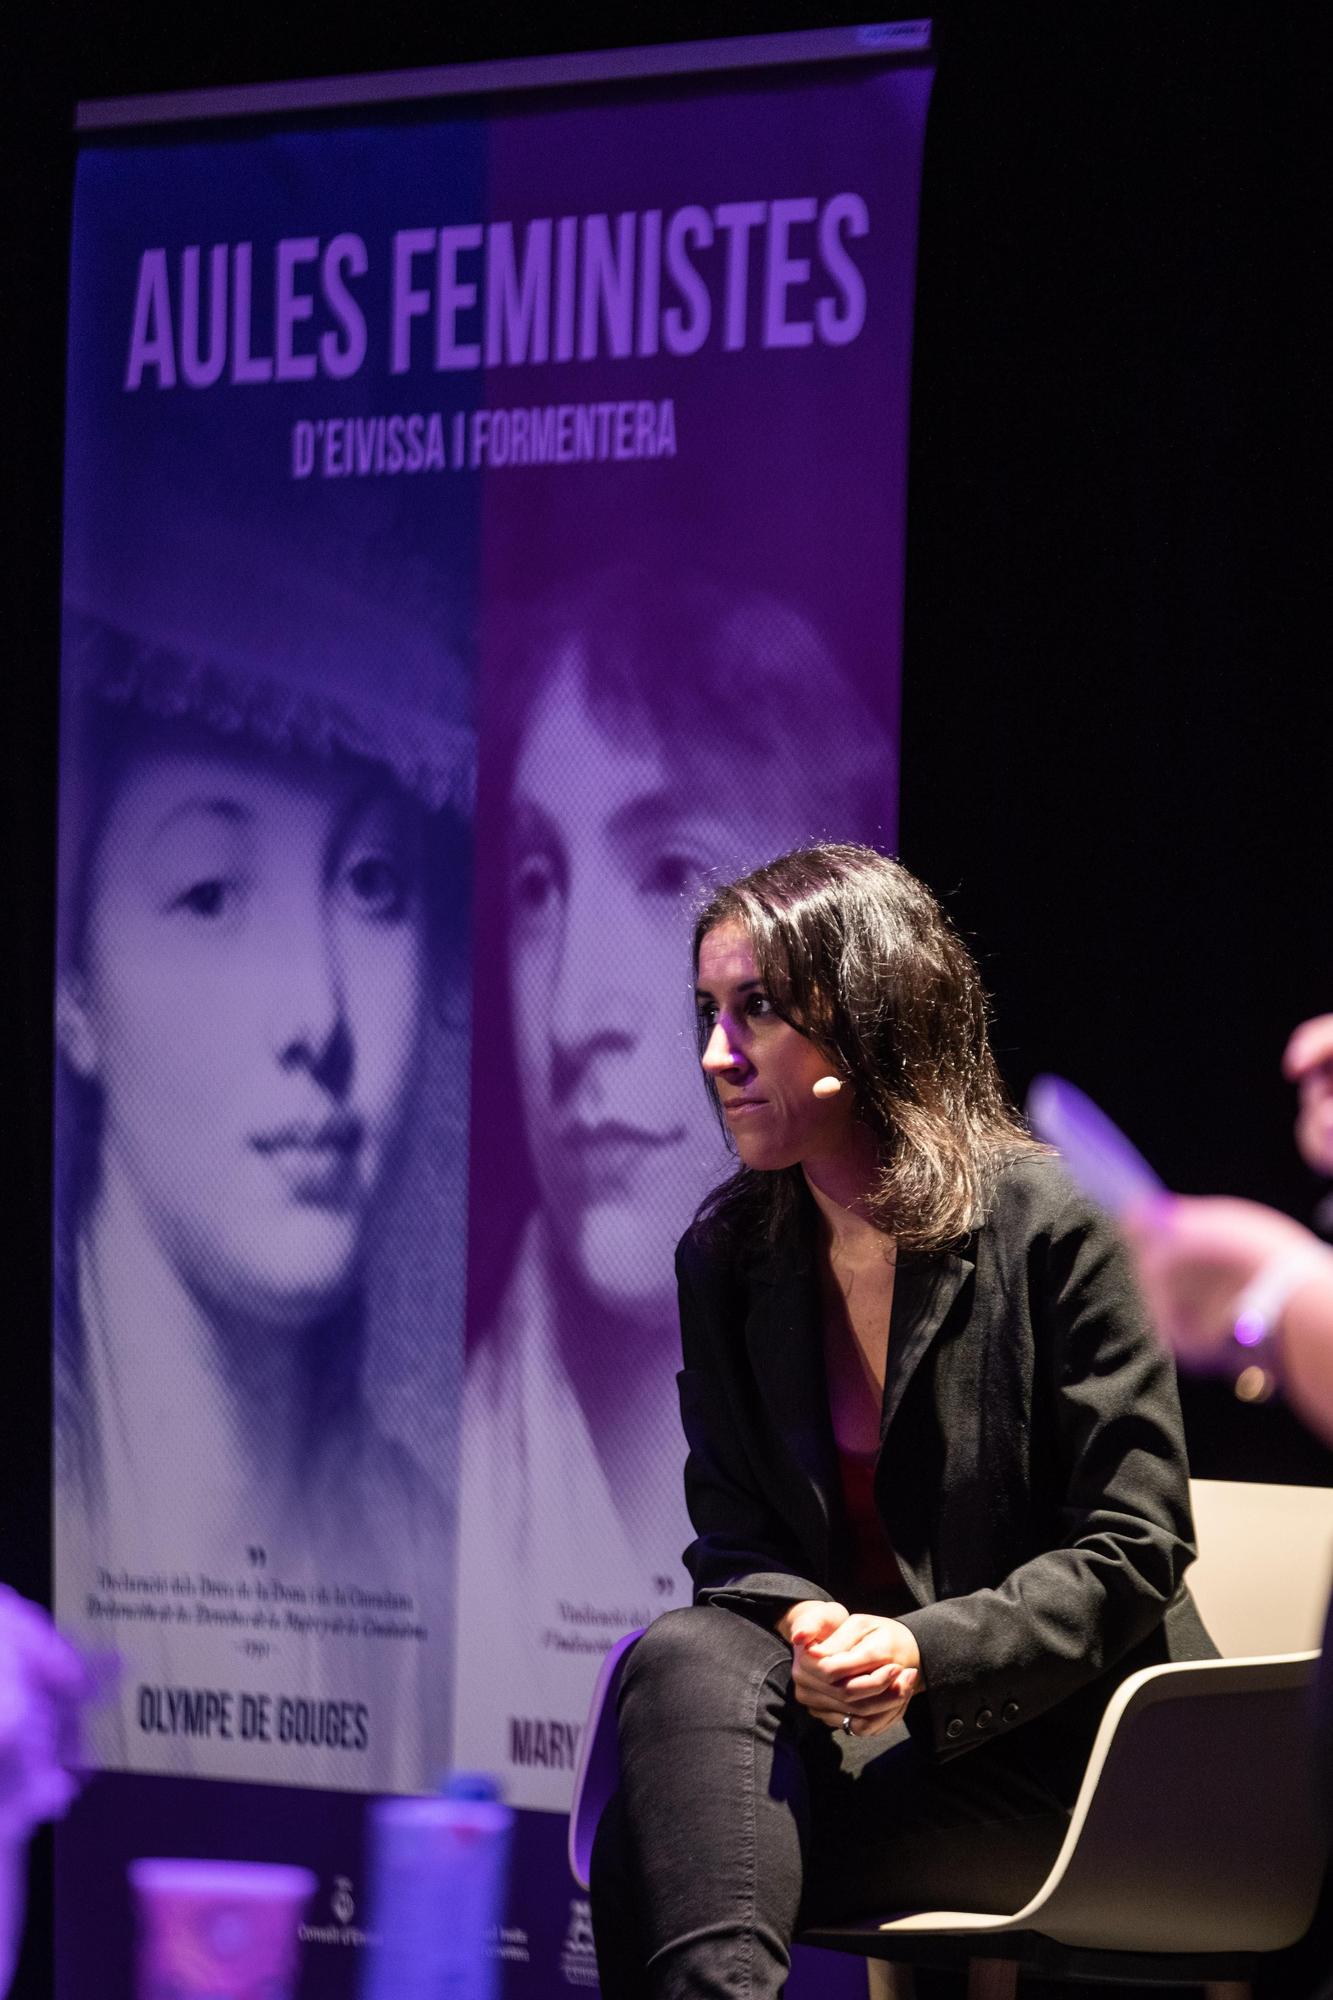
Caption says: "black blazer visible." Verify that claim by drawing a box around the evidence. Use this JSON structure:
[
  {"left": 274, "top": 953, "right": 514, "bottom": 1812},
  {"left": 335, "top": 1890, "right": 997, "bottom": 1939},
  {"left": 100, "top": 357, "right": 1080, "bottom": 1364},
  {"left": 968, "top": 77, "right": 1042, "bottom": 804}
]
[{"left": 675, "top": 1152, "right": 1214, "bottom": 1787}]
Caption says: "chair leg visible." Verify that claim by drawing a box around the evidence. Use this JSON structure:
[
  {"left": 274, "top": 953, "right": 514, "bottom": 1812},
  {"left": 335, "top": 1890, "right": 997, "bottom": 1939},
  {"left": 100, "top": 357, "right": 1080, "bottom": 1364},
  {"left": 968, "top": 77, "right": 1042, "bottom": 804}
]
[
  {"left": 866, "top": 1962, "right": 915, "bottom": 2000},
  {"left": 966, "top": 1959, "right": 1018, "bottom": 2000}
]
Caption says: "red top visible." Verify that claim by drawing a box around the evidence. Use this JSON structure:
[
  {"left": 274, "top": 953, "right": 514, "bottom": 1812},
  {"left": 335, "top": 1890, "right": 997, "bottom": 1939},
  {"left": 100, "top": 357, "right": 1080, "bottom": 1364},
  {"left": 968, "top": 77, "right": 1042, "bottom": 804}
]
[{"left": 836, "top": 1445, "right": 907, "bottom": 1609}]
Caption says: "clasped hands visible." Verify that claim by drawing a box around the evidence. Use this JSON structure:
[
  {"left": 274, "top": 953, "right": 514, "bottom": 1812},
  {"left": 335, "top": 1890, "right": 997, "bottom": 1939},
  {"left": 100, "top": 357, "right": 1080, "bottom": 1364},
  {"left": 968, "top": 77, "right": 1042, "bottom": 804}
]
[{"left": 776, "top": 1599, "right": 921, "bottom": 1739}]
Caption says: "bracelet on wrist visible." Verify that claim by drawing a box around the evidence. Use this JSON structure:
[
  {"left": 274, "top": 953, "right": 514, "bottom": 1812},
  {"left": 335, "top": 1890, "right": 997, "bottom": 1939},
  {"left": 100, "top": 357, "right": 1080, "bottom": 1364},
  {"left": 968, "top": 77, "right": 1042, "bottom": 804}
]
[{"left": 1230, "top": 1248, "right": 1327, "bottom": 1403}]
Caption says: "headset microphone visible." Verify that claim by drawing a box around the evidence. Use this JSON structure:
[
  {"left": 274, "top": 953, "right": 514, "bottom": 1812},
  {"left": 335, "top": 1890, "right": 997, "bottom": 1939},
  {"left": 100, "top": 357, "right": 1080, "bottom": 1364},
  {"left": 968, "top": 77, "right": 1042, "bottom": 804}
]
[{"left": 811, "top": 1076, "right": 843, "bottom": 1099}]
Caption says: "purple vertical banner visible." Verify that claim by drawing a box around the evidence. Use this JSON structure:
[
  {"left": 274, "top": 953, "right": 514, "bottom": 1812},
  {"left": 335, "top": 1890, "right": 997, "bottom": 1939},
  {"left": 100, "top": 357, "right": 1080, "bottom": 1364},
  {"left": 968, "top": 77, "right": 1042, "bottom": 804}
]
[
  {"left": 55, "top": 37, "right": 930, "bottom": 2000},
  {"left": 454, "top": 57, "right": 931, "bottom": 1995}
]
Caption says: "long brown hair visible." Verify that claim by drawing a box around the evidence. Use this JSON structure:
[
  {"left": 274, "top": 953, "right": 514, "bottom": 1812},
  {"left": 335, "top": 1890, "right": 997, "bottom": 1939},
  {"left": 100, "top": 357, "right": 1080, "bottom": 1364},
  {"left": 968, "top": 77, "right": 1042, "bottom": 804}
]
[{"left": 692, "top": 843, "right": 1042, "bottom": 1257}]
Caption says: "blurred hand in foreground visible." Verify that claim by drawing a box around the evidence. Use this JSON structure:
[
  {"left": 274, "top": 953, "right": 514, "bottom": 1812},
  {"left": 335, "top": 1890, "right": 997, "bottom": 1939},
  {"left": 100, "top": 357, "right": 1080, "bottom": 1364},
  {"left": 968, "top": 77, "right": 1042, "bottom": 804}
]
[
  {"left": 0, "top": 1588, "right": 91, "bottom": 1837},
  {"left": 1285, "top": 1014, "right": 1333, "bottom": 1179},
  {"left": 1123, "top": 1194, "right": 1324, "bottom": 1372}
]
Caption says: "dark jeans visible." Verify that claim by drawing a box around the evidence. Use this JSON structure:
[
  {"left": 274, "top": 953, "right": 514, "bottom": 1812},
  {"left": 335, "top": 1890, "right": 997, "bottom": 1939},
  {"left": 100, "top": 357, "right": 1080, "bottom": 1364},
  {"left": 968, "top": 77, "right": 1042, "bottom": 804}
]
[{"left": 590, "top": 1604, "right": 1073, "bottom": 2000}]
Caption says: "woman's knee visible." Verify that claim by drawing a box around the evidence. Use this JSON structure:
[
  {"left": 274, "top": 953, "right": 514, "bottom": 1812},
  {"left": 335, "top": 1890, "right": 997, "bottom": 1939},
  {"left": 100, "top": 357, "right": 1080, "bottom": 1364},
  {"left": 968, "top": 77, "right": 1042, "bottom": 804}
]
[{"left": 620, "top": 1604, "right": 789, "bottom": 1723}]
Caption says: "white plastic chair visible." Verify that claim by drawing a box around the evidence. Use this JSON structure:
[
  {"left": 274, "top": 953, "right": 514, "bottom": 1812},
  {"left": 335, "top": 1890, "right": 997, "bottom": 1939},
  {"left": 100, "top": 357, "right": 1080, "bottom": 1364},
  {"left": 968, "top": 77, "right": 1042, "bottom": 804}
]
[
  {"left": 568, "top": 1480, "right": 1333, "bottom": 1999},
  {"left": 569, "top": 1627, "right": 644, "bottom": 1893},
  {"left": 806, "top": 1478, "right": 1333, "bottom": 1998}
]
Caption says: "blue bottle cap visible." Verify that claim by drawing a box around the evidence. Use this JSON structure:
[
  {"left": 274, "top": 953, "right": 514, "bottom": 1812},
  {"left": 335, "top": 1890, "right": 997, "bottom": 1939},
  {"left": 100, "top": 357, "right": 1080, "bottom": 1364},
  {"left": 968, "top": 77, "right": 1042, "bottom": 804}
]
[{"left": 440, "top": 1770, "right": 503, "bottom": 1802}]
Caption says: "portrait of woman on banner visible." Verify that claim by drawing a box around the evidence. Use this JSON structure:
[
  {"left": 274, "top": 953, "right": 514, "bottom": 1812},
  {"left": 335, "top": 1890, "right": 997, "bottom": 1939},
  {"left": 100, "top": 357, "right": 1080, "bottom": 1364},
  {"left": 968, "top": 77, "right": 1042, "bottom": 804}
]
[
  {"left": 52, "top": 529, "right": 472, "bottom": 1794},
  {"left": 453, "top": 563, "right": 900, "bottom": 1809}
]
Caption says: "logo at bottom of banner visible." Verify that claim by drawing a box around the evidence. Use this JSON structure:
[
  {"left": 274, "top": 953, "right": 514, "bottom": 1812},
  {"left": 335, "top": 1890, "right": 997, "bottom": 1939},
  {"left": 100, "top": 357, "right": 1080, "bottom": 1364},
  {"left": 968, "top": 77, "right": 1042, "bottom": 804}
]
[
  {"left": 298, "top": 1869, "right": 378, "bottom": 1954},
  {"left": 559, "top": 1898, "right": 598, "bottom": 1989}
]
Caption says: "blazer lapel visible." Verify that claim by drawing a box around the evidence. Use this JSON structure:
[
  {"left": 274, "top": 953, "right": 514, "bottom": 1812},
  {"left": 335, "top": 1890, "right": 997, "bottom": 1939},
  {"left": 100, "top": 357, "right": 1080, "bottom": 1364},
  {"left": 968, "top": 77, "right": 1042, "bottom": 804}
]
[
  {"left": 738, "top": 1202, "right": 976, "bottom": 1580},
  {"left": 743, "top": 1222, "right": 839, "bottom": 1575},
  {"left": 880, "top": 1247, "right": 974, "bottom": 1442}
]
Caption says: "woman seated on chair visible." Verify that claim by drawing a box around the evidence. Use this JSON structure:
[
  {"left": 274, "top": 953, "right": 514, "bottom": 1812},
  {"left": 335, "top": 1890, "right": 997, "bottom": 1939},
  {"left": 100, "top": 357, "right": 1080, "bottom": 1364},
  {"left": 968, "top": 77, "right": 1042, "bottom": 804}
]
[{"left": 590, "top": 843, "right": 1214, "bottom": 1998}]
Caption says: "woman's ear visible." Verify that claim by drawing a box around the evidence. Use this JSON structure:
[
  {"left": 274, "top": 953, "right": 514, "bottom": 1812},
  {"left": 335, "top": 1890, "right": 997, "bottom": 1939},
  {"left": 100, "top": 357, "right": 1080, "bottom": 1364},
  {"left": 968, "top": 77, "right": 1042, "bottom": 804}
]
[{"left": 56, "top": 971, "right": 100, "bottom": 1079}]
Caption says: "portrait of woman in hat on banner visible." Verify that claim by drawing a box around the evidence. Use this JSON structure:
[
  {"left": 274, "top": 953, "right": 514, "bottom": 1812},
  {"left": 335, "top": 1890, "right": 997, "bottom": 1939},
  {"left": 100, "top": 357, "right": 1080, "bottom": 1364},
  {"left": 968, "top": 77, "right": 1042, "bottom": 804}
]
[{"left": 52, "top": 517, "right": 473, "bottom": 1794}]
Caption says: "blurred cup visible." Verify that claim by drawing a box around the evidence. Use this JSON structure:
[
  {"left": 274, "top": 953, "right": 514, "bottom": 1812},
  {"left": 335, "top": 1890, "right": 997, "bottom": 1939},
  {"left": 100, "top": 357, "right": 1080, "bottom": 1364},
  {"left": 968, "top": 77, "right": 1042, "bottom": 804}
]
[{"left": 129, "top": 1858, "right": 316, "bottom": 2000}]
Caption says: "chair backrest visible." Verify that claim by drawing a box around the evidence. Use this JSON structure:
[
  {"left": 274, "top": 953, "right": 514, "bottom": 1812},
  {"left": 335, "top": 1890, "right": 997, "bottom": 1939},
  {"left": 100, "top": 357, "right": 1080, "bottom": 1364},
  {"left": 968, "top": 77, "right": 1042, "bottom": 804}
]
[
  {"left": 1188, "top": 1477, "right": 1333, "bottom": 1656},
  {"left": 568, "top": 1628, "right": 644, "bottom": 1891},
  {"left": 1033, "top": 1655, "right": 1326, "bottom": 1955}
]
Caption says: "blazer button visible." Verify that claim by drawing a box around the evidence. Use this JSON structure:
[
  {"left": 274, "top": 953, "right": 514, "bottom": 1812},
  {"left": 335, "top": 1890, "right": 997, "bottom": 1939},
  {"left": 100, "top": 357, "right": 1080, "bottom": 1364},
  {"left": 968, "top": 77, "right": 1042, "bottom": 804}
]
[
  {"left": 945, "top": 1717, "right": 964, "bottom": 1741},
  {"left": 975, "top": 1708, "right": 993, "bottom": 1730},
  {"left": 1002, "top": 1701, "right": 1020, "bottom": 1722}
]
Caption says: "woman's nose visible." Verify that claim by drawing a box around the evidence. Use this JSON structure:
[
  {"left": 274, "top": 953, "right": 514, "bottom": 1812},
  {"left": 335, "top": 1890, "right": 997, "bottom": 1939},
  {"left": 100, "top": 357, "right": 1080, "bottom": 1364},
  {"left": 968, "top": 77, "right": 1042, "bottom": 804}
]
[
  {"left": 272, "top": 918, "right": 347, "bottom": 1083},
  {"left": 701, "top": 1019, "right": 742, "bottom": 1075},
  {"left": 549, "top": 877, "right": 633, "bottom": 1064}
]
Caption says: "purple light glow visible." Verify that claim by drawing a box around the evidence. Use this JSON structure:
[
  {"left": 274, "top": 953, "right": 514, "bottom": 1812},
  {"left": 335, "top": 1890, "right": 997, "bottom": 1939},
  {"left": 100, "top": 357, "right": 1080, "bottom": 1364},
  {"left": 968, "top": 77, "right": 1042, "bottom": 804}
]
[{"left": 1233, "top": 1311, "right": 1266, "bottom": 1349}]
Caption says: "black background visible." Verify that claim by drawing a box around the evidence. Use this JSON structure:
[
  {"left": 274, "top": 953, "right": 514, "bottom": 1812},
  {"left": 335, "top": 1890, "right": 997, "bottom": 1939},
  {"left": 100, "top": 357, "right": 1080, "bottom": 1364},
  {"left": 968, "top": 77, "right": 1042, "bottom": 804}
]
[{"left": 4, "top": 3, "right": 1329, "bottom": 1994}]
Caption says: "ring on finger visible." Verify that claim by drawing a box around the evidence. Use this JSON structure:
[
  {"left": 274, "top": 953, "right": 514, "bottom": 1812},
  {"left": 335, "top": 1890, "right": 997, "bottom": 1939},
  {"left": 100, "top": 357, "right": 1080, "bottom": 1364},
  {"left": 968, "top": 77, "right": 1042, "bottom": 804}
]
[{"left": 841, "top": 1714, "right": 855, "bottom": 1737}]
